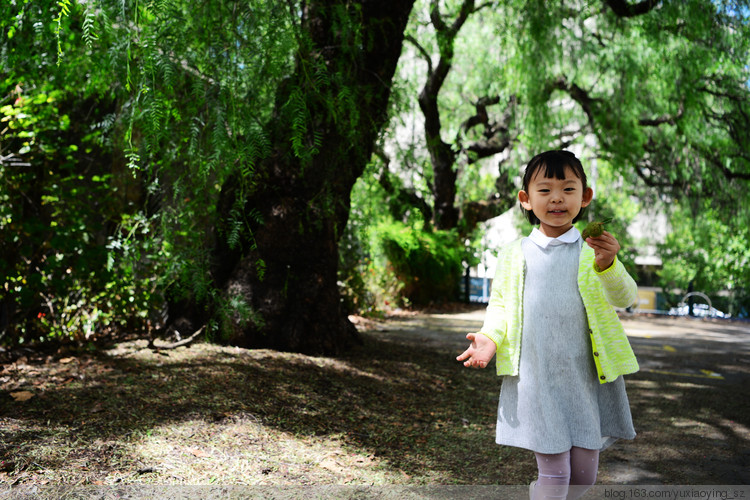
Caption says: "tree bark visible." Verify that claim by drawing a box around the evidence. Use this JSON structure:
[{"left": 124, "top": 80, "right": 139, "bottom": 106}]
[{"left": 210, "top": 0, "right": 414, "bottom": 354}]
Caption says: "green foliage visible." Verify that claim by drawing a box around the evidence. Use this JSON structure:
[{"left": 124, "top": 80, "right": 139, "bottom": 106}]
[
  {"left": 371, "top": 0, "right": 749, "bottom": 318},
  {"left": 657, "top": 201, "right": 750, "bottom": 317},
  {"left": 338, "top": 161, "right": 400, "bottom": 314},
  {"left": 112, "top": 0, "right": 298, "bottom": 334},
  {"left": 579, "top": 157, "right": 641, "bottom": 277},
  {"left": 3, "top": 0, "right": 749, "bottom": 346},
  {"left": 339, "top": 153, "right": 476, "bottom": 313},
  {"left": 1, "top": 0, "right": 299, "bottom": 345},
  {"left": 338, "top": 230, "right": 403, "bottom": 316},
  {"left": 371, "top": 221, "right": 463, "bottom": 306},
  {"left": 54, "top": 0, "right": 73, "bottom": 63},
  {"left": 0, "top": 83, "right": 162, "bottom": 344}
]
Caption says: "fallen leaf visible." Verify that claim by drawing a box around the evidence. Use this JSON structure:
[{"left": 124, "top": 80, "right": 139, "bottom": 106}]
[
  {"left": 59, "top": 357, "right": 76, "bottom": 364},
  {"left": 10, "top": 391, "right": 34, "bottom": 402},
  {"left": 187, "top": 448, "right": 209, "bottom": 458},
  {"left": 320, "top": 458, "right": 345, "bottom": 473}
]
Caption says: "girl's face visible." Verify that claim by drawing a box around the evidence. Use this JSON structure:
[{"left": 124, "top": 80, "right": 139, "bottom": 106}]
[{"left": 518, "top": 166, "right": 593, "bottom": 238}]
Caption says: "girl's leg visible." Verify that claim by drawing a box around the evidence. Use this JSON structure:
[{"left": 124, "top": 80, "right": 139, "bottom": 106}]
[
  {"left": 567, "top": 447, "right": 599, "bottom": 500},
  {"left": 531, "top": 447, "right": 600, "bottom": 500},
  {"left": 531, "top": 451, "right": 570, "bottom": 500}
]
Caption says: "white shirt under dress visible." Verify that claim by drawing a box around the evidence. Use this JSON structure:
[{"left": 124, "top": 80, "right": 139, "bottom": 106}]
[{"left": 495, "top": 228, "right": 636, "bottom": 454}]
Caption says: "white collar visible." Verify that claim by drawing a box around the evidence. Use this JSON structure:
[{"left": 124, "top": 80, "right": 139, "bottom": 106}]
[{"left": 528, "top": 226, "right": 581, "bottom": 249}]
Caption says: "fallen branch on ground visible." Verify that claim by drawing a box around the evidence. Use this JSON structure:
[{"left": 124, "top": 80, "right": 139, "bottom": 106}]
[{"left": 147, "top": 325, "right": 205, "bottom": 351}]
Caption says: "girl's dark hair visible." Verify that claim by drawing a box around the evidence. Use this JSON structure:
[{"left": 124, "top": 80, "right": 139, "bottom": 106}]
[{"left": 520, "top": 150, "right": 589, "bottom": 225}]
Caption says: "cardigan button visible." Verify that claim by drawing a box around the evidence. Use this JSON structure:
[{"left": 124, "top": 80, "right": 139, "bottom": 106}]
[{"left": 600, "top": 375, "right": 606, "bottom": 380}]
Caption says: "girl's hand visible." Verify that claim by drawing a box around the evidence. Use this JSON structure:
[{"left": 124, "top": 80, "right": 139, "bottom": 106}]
[
  {"left": 585, "top": 230, "right": 619, "bottom": 271},
  {"left": 456, "top": 332, "right": 496, "bottom": 369}
]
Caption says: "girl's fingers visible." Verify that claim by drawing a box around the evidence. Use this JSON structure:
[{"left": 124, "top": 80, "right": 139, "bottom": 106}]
[
  {"left": 589, "top": 231, "right": 619, "bottom": 249},
  {"left": 459, "top": 332, "right": 490, "bottom": 368},
  {"left": 586, "top": 236, "right": 609, "bottom": 249},
  {"left": 457, "top": 342, "right": 476, "bottom": 362}
]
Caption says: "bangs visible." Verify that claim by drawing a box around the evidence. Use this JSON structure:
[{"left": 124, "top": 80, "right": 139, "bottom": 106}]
[
  {"left": 541, "top": 160, "right": 580, "bottom": 181},
  {"left": 523, "top": 150, "right": 587, "bottom": 190}
]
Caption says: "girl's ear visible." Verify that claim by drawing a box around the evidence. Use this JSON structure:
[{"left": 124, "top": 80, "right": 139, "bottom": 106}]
[
  {"left": 518, "top": 190, "right": 532, "bottom": 210},
  {"left": 581, "top": 187, "right": 594, "bottom": 207}
]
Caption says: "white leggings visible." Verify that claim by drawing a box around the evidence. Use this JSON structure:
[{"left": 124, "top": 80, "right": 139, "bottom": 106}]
[{"left": 531, "top": 447, "right": 599, "bottom": 500}]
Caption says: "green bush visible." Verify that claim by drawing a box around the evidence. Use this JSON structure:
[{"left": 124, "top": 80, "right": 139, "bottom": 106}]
[{"left": 372, "top": 221, "right": 463, "bottom": 306}]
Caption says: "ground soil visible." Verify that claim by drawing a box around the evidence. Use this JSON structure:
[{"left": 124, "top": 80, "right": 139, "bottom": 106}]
[{"left": 1, "top": 306, "right": 748, "bottom": 492}]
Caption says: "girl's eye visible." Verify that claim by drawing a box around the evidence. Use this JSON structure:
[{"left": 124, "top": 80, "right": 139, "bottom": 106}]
[{"left": 538, "top": 189, "right": 550, "bottom": 193}]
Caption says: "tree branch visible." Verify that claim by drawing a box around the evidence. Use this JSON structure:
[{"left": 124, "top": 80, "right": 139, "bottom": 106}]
[
  {"left": 373, "top": 147, "right": 434, "bottom": 225},
  {"left": 696, "top": 145, "right": 750, "bottom": 181},
  {"left": 457, "top": 96, "right": 517, "bottom": 164},
  {"left": 148, "top": 325, "right": 205, "bottom": 351},
  {"left": 548, "top": 76, "right": 600, "bottom": 129},
  {"left": 460, "top": 169, "right": 517, "bottom": 235},
  {"left": 422, "top": 0, "right": 474, "bottom": 99},
  {"left": 552, "top": 75, "right": 686, "bottom": 132},
  {"left": 459, "top": 95, "right": 500, "bottom": 134},
  {"left": 429, "top": 0, "right": 448, "bottom": 32},
  {"left": 448, "top": 0, "right": 476, "bottom": 36},
  {"left": 639, "top": 100, "right": 685, "bottom": 126},
  {"left": 404, "top": 35, "right": 433, "bottom": 75},
  {"left": 604, "top": 0, "right": 660, "bottom": 18}
]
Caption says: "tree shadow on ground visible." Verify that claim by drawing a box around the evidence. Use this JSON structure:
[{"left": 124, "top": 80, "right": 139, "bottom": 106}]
[
  {"left": 605, "top": 341, "right": 750, "bottom": 485},
  {"left": 2, "top": 315, "right": 748, "bottom": 486},
  {"left": 0, "top": 320, "right": 532, "bottom": 485}
]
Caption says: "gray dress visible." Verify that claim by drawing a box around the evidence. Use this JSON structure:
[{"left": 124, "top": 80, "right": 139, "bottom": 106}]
[{"left": 495, "top": 237, "right": 635, "bottom": 454}]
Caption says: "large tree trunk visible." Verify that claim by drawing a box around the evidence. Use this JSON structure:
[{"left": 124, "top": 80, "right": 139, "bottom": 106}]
[{"left": 211, "top": 0, "right": 414, "bottom": 354}]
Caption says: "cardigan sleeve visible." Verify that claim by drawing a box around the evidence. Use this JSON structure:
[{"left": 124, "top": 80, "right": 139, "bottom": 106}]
[
  {"left": 477, "top": 243, "right": 513, "bottom": 349},
  {"left": 478, "top": 260, "right": 507, "bottom": 349},
  {"left": 594, "top": 255, "right": 638, "bottom": 309}
]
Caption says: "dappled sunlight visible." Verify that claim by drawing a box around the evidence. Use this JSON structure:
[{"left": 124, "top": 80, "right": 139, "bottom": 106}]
[
  {"left": 239, "top": 349, "right": 392, "bottom": 385},
  {"left": 598, "top": 314, "right": 750, "bottom": 485},
  {"left": 0, "top": 328, "right": 523, "bottom": 485},
  {"left": 619, "top": 366, "right": 750, "bottom": 484},
  {"left": 127, "top": 415, "right": 404, "bottom": 486},
  {"left": 2, "top": 312, "right": 748, "bottom": 486}
]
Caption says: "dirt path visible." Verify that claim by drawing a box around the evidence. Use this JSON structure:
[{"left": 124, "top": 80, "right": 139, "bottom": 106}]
[{"left": 382, "top": 308, "right": 750, "bottom": 484}]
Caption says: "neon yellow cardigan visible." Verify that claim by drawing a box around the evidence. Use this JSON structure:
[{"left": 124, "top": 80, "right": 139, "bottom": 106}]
[{"left": 479, "top": 238, "right": 639, "bottom": 384}]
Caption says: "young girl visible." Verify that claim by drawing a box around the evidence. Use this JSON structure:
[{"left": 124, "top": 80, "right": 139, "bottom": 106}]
[{"left": 457, "top": 150, "right": 638, "bottom": 500}]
